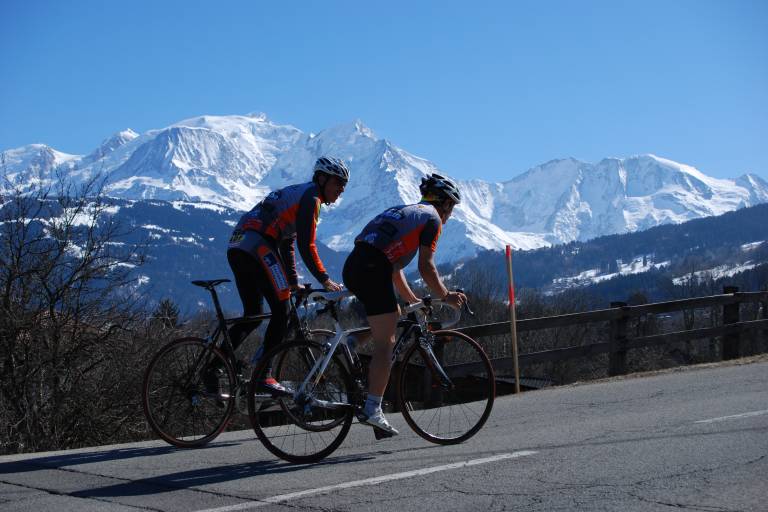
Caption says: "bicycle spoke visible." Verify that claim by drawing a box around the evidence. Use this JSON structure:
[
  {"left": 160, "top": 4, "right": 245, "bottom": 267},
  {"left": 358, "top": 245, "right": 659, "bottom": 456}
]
[{"left": 399, "top": 330, "right": 495, "bottom": 444}]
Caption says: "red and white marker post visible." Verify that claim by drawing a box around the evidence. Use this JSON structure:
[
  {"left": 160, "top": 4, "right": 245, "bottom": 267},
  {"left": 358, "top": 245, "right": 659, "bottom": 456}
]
[{"left": 505, "top": 245, "right": 521, "bottom": 394}]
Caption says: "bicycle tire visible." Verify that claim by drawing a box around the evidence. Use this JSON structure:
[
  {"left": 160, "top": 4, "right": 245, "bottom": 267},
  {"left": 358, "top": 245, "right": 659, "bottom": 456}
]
[
  {"left": 142, "top": 337, "right": 236, "bottom": 448},
  {"left": 247, "top": 339, "right": 354, "bottom": 463},
  {"left": 398, "top": 329, "right": 495, "bottom": 444}
]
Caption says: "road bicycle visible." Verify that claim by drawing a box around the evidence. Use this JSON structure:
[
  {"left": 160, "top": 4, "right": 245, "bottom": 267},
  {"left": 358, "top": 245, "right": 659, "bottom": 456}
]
[
  {"left": 247, "top": 290, "right": 495, "bottom": 463},
  {"left": 141, "top": 279, "right": 332, "bottom": 448}
]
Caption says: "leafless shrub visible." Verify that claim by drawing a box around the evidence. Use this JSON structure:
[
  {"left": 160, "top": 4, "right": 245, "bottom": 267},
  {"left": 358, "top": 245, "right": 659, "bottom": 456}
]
[{"left": 0, "top": 169, "right": 150, "bottom": 454}]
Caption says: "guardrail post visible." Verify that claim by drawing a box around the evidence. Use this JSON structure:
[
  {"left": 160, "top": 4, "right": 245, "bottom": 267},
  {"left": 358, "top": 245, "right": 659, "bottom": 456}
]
[
  {"left": 722, "top": 286, "right": 740, "bottom": 360},
  {"left": 609, "top": 301, "right": 628, "bottom": 376}
]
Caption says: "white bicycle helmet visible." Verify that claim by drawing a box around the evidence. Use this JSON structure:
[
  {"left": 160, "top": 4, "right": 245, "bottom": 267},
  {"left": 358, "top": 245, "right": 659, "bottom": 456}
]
[{"left": 313, "top": 157, "right": 350, "bottom": 184}]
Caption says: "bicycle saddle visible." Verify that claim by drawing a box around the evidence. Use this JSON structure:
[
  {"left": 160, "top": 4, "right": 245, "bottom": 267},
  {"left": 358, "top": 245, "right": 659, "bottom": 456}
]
[{"left": 191, "top": 279, "right": 231, "bottom": 289}]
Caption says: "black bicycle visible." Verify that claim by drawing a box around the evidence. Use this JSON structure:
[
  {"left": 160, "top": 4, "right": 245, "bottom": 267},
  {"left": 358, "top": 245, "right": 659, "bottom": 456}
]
[
  {"left": 141, "top": 279, "right": 332, "bottom": 448},
  {"left": 247, "top": 290, "right": 496, "bottom": 463}
]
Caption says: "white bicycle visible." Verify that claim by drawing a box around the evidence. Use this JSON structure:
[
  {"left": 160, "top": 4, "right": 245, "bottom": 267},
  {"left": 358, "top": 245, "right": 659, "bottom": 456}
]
[{"left": 247, "top": 290, "right": 496, "bottom": 463}]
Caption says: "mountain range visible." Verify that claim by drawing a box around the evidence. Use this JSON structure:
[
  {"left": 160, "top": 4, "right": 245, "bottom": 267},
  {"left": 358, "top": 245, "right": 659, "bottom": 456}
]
[
  {"left": 3, "top": 113, "right": 767, "bottom": 264},
  {"left": 449, "top": 202, "right": 768, "bottom": 304}
]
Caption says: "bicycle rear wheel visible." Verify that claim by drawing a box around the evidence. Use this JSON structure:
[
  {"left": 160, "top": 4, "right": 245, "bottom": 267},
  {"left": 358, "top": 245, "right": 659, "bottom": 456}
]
[
  {"left": 398, "top": 330, "right": 495, "bottom": 444},
  {"left": 248, "top": 339, "right": 354, "bottom": 463},
  {"left": 142, "top": 337, "right": 236, "bottom": 448}
]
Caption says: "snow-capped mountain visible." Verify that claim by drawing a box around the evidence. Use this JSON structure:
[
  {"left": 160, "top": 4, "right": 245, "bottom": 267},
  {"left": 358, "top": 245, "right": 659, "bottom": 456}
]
[
  {"left": 3, "top": 113, "right": 767, "bottom": 263},
  {"left": 489, "top": 155, "right": 768, "bottom": 244},
  {"left": 1, "top": 144, "right": 80, "bottom": 180}
]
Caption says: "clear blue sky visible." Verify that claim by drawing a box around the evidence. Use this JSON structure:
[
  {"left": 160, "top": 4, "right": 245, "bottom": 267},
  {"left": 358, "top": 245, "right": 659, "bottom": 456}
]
[{"left": 1, "top": 0, "right": 766, "bottom": 182}]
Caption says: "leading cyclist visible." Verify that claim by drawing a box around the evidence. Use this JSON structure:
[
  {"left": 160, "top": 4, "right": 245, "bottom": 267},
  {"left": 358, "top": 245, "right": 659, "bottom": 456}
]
[
  {"left": 342, "top": 173, "right": 466, "bottom": 435},
  {"left": 217, "top": 157, "right": 348, "bottom": 393}
]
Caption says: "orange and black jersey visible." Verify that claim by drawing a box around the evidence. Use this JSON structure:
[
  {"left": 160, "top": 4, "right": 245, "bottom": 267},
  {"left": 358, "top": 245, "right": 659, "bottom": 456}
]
[
  {"left": 355, "top": 201, "right": 442, "bottom": 268},
  {"left": 229, "top": 182, "right": 328, "bottom": 284}
]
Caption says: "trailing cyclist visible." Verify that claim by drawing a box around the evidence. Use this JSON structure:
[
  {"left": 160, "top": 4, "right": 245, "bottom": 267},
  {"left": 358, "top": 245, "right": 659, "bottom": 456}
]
[
  {"left": 216, "top": 156, "right": 348, "bottom": 394},
  {"left": 342, "top": 173, "right": 466, "bottom": 435}
]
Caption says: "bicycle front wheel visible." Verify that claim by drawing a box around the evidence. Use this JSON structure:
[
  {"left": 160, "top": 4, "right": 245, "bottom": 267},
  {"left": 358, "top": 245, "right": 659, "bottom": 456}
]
[
  {"left": 142, "top": 337, "right": 236, "bottom": 448},
  {"left": 398, "top": 330, "right": 495, "bottom": 444},
  {"left": 248, "top": 339, "right": 354, "bottom": 463}
]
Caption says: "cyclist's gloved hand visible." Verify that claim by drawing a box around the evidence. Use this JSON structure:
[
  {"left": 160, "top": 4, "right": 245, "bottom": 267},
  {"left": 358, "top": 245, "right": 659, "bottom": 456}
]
[{"left": 322, "top": 279, "right": 343, "bottom": 292}]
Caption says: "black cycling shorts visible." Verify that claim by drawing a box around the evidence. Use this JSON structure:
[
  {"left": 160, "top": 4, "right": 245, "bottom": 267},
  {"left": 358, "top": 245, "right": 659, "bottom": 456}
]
[{"left": 342, "top": 242, "right": 397, "bottom": 316}]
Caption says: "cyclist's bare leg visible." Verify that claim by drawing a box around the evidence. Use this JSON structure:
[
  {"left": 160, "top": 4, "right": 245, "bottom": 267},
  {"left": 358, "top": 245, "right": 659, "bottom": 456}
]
[
  {"left": 365, "top": 311, "right": 398, "bottom": 396},
  {"left": 349, "top": 330, "right": 372, "bottom": 345},
  {"left": 356, "top": 311, "right": 400, "bottom": 435}
]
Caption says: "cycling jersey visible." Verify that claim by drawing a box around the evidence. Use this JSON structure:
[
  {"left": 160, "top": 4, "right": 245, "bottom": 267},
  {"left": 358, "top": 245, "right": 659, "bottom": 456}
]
[
  {"left": 229, "top": 182, "right": 329, "bottom": 284},
  {"left": 355, "top": 201, "right": 442, "bottom": 268}
]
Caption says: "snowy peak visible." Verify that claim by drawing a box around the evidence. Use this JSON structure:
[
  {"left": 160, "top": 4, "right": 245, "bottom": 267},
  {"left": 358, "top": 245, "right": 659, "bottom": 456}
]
[
  {"left": 486, "top": 154, "right": 766, "bottom": 246},
  {"left": 1, "top": 144, "right": 79, "bottom": 187},
  {"left": 735, "top": 173, "right": 768, "bottom": 203},
  {"left": 313, "top": 119, "right": 377, "bottom": 142},
  {"left": 94, "top": 114, "right": 306, "bottom": 207},
  {"left": 168, "top": 113, "right": 303, "bottom": 145},
  {"left": 106, "top": 126, "right": 265, "bottom": 205},
  {"left": 84, "top": 129, "right": 138, "bottom": 164},
  {"left": 307, "top": 120, "right": 379, "bottom": 159},
  {"left": 115, "top": 128, "right": 139, "bottom": 144},
  {"left": 621, "top": 155, "right": 713, "bottom": 197}
]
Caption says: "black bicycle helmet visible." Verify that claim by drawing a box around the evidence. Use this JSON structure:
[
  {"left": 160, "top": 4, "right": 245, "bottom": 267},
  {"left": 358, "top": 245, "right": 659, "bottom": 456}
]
[
  {"left": 419, "top": 173, "right": 461, "bottom": 204},
  {"left": 313, "top": 156, "right": 350, "bottom": 183}
]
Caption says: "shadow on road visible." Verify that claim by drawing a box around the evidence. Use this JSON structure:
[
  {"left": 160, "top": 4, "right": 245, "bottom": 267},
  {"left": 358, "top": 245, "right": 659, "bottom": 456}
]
[
  {"left": 68, "top": 452, "right": 377, "bottom": 499},
  {"left": 4, "top": 443, "right": 440, "bottom": 499},
  {"left": 0, "top": 444, "right": 222, "bottom": 474},
  {"left": 0, "top": 436, "right": 440, "bottom": 499}
]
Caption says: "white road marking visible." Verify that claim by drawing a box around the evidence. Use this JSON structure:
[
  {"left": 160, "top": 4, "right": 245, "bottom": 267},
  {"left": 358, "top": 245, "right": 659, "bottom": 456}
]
[
  {"left": 197, "top": 451, "right": 537, "bottom": 512},
  {"left": 695, "top": 409, "right": 768, "bottom": 424}
]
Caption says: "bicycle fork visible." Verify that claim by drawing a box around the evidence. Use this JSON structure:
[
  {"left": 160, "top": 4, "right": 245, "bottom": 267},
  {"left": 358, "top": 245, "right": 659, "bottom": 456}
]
[{"left": 418, "top": 336, "right": 455, "bottom": 391}]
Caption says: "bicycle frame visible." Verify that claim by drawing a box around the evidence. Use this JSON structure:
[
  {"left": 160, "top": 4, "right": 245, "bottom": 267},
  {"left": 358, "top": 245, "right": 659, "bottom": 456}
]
[
  {"left": 184, "top": 282, "right": 322, "bottom": 404},
  {"left": 293, "top": 295, "right": 457, "bottom": 406},
  {"left": 201, "top": 284, "right": 314, "bottom": 362}
]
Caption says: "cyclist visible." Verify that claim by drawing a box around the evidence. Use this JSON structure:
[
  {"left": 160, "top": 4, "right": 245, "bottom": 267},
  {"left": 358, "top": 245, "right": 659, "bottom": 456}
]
[
  {"left": 342, "top": 173, "right": 466, "bottom": 435},
  {"left": 215, "top": 157, "right": 348, "bottom": 393}
]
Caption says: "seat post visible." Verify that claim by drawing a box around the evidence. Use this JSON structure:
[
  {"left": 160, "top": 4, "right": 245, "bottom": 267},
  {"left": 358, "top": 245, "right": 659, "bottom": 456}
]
[{"left": 208, "top": 286, "right": 228, "bottom": 328}]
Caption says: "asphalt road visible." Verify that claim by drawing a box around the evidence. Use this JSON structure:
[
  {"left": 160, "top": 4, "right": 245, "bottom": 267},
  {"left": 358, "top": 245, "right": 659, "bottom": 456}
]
[{"left": 2, "top": 359, "right": 767, "bottom": 511}]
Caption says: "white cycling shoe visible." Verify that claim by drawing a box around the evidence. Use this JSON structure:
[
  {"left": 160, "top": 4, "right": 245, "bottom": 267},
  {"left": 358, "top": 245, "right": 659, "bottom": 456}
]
[{"left": 357, "top": 409, "right": 399, "bottom": 436}]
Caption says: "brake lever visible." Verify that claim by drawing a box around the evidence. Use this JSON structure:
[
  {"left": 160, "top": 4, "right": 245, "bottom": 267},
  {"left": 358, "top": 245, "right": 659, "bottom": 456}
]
[{"left": 456, "top": 288, "right": 475, "bottom": 317}]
